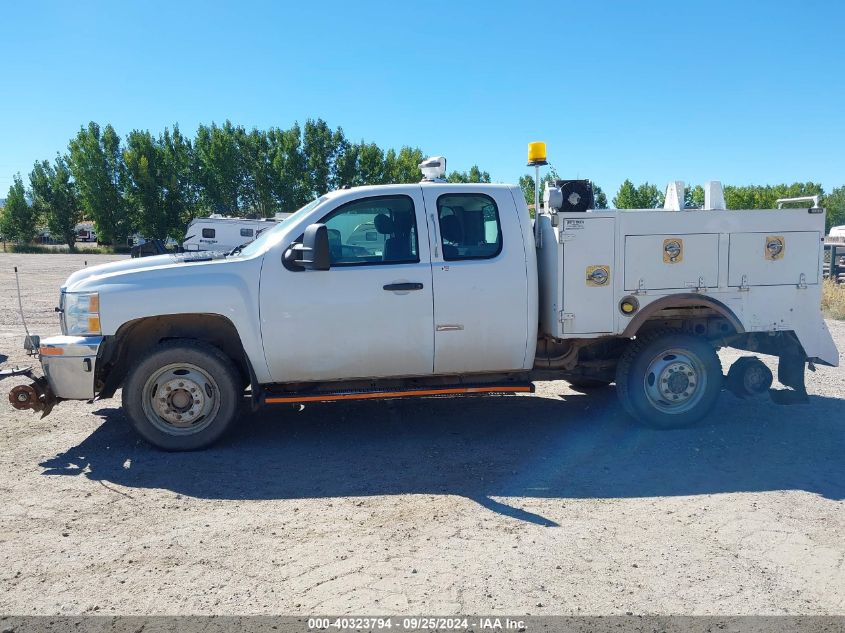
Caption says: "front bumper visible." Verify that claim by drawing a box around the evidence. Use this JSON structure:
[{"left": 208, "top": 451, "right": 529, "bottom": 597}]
[{"left": 38, "top": 335, "right": 103, "bottom": 399}]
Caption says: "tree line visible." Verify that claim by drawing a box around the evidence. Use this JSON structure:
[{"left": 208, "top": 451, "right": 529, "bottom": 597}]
[
  {"left": 0, "top": 119, "right": 493, "bottom": 248},
  {"left": 2, "top": 119, "right": 844, "bottom": 248}
]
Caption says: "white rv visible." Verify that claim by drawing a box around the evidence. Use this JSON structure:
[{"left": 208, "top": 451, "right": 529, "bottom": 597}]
[
  {"left": 829, "top": 225, "right": 845, "bottom": 240},
  {"left": 182, "top": 215, "right": 282, "bottom": 253},
  {"left": 75, "top": 222, "right": 97, "bottom": 242}
]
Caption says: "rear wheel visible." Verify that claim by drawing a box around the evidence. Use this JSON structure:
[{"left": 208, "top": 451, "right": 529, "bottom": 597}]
[
  {"left": 616, "top": 330, "right": 722, "bottom": 429},
  {"left": 122, "top": 339, "right": 241, "bottom": 450}
]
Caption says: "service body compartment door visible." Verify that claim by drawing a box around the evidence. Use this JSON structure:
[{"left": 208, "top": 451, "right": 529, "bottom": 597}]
[
  {"left": 623, "top": 233, "right": 719, "bottom": 291},
  {"left": 561, "top": 215, "right": 615, "bottom": 335},
  {"left": 728, "top": 231, "right": 820, "bottom": 287}
]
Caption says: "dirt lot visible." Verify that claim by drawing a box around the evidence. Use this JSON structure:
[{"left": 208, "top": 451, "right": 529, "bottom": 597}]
[{"left": 0, "top": 253, "right": 843, "bottom": 615}]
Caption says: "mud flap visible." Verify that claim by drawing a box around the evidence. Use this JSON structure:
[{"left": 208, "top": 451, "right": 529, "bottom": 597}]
[{"left": 770, "top": 339, "right": 809, "bottom": 404}]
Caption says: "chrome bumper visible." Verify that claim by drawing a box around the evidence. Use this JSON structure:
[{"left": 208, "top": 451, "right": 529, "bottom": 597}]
[{"left": 37, "top": 335, "right": 103, "bottom": 399}]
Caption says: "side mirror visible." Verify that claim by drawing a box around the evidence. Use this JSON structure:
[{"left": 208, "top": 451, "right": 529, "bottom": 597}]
[{"left": 284, "top": 223, "right": 330, "bottom": 271}]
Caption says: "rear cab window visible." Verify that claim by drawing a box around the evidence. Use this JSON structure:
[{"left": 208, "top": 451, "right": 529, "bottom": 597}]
[{"left": 436, "top": 193, "right": 502, "bottom": 261}]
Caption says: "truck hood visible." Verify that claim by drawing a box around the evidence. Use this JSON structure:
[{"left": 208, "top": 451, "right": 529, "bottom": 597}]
[{"left": 63, "top": 251, "right": 229, "bottom": 291}]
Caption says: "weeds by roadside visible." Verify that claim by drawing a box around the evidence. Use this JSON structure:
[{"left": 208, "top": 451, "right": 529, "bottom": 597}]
[
  {"left": 0, "top": 243, "right": 132, "bottom": 255},
  {"left": 822, "top": 279, "right": 845, "bottom": 320}
]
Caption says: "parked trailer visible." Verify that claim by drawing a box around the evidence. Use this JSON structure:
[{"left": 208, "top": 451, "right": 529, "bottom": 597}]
[
  {"left": 182, "top": 214, "right": 291, "bottom": 253},
  {"left": 75, "top": 222, "right": 97, "bottom": 242},
  {"left": 824, "top": 242, "right": 845, "bottom": 284}
]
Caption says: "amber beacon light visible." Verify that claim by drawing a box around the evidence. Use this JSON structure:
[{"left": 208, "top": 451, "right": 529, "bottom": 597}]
[{"left": 527, "top": 141, "right": 548, "bottom": 167}]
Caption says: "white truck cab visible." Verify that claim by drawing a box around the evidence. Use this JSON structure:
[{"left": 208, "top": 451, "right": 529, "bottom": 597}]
[{"left": 7, "top": 154, "right": 838, "bottom": 450}]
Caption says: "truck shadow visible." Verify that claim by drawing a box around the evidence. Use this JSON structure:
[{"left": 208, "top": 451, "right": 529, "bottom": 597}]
[{"left": 39, "top": 388, "right": 845, "bottom": 526}]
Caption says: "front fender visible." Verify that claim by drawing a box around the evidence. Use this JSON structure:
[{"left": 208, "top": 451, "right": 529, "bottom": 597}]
[{"left": 72, "top": 257, "right": 272, "bottom": 383}]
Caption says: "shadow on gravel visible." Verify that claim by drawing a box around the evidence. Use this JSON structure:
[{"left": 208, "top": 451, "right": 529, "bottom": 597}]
[{"left": 39, "top": 388, "right": 845, "bottom": 526}]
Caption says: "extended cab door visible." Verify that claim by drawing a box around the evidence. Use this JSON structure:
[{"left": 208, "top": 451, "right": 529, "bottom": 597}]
[
  {"left": 421, "top": 185, "right": 532, "bottom": 374},
  {"left": 259, "top": 188, "right": 434, "bottom": 382}
]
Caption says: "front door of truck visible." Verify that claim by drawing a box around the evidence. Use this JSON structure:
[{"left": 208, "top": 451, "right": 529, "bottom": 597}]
[
  {"left": 260, "top": 189, "right": 435, "bottom": 382},
  {"left": 421, "top": 186, "right": 531, "bottom": 374}
]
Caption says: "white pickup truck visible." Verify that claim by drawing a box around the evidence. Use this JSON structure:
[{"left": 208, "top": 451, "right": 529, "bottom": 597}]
[{"left": 7, "top": 156, "right": 838, "bottom": 450}]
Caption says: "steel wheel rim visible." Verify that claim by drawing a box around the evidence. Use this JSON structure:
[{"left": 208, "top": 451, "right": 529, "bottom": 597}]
[
  {"left": 141, "top": 362, "right": 220, "bottom": 435},
  {"left": 743, "top": 364, "right": 768, "bottom": 393},
  {"left": 643, "top": 347, "right": 707, "bottom": 414}
]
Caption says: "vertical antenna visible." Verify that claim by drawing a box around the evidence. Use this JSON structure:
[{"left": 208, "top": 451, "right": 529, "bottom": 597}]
[{"left": 14, "top": 267, "right": 33, "bottom": 343}]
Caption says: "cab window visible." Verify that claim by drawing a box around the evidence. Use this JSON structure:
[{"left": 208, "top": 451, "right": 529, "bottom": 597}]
[
  {"left": 319, "top": 195, "right": 419, "bottom": 266},
  {"left": 436, "top": 193, "right": 502, "bottom": 260}
]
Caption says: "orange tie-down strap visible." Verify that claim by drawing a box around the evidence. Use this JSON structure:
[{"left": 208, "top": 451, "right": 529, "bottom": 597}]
[{"left": 264, "top": 383, "right": 534, "bottom": 404}]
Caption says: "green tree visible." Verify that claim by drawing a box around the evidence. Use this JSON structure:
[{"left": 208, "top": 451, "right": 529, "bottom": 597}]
[
  {"left": 303, "top": 118, "right": 340, "bottom": 196},
  {"left": 612, "top": 179, "right": 638, "bottom": 208},
  {"left": 447, "top": 165, "right": 491, "bottom": 183},
  {"left": 333, "top": 138, "right": 360, "bottom": 188},
  {"left": 239, "top": 128, "right": 278, "bottom": 218},
  {"left": 160, "top": 125, "right": 198, "bottom": 233},
  {"left": 386, "top": 146, "right": 426, "bottom": 183},
  {"left": 823, "top": 186, "right": 845, "bottom": 233},
  {"left": 613, "top": 180, "right": 664, "bottom": 209},
  {"left": 194, "top": 121, "right": 245, "bottom": 215},
  {"left": 518, "top": 174, "right": 536, "bottom": 207},
  {"left": 2, "top": 174, "right": 37, "bottom": 242},
  {"left": 68, "top": 122, "right": 130, "bottom": 244},
  {"left": 723, "top": 182, "right": 824, "bottom": 212},
  {"left": 594, "top": 185, "right": 608, "bottom": 209},
  {"left": 357, "top": 142, "right": 385, "bottom": 185},
  {"left": 684, "top": 184, "right": 705, "bottom": 208},
  {"left": 268, "top": 123, "right": 309, "bottom": 212},
  {"left": 29, "top": 156, "right": 81, "bottom": 248}
]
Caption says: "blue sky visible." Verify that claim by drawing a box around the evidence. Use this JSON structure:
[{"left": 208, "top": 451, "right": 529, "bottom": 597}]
[{"left": 1, "top": 0, "right": 843, "bottom": 199}]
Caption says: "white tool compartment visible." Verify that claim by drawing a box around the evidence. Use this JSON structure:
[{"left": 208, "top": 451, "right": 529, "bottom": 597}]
[
  {"left": 560, "top": 215, "right": 616, "bottom": 335},
  {"left": 728, "top": 231, "right": 821, "bottom": 287},
  {"left": 624, "top": 233, "right": 720, "bottom": 291}
]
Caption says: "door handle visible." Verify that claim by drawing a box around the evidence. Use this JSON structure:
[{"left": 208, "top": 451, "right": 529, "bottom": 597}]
[{"left": 383, "top": 282, "right": 424, "bottom": 291}]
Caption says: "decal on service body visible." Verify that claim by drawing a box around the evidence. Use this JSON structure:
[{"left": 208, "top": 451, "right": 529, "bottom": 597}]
[
  {"left": 765, "top": 235, "right": 785, "bottom": 260},
  {"left": 663, "top": 238, "right": 683, "bottom": 263},
  {"left": 586, "top": 265, "right": 610, "bottom": 286}
]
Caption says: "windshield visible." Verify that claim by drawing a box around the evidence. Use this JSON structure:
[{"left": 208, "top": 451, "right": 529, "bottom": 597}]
[{"left": 236, "top": 197, "right": 325, "bottom": 258}]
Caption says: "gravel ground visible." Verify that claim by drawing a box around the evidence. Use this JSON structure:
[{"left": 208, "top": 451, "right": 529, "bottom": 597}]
[{"left": 0, "top": 253, "right": 843, "bottom": 616}]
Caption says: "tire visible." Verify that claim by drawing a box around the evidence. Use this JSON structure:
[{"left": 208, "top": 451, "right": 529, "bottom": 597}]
[
  {"left": 616, "top": 330, "right": 722, "bottom": 429},
  {"left": 726, "top": 356, "right": 773, "bottom": 399},
  {"left": 122, "top": 339, "right": 242, "bottom": 450},
  {"left": 567, "top": 378, "right": 612, "bottom": 390}
]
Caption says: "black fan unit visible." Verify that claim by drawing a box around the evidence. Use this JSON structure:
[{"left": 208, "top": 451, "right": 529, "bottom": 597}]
[{"left": 553, "top": 179, "right": 594, "bottom": 212}]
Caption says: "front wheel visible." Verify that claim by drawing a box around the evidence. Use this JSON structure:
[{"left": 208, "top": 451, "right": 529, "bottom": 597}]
[
  {"left": 122, "top": 339, "right": 242, "bottom": 450},
  {"left": 616, "top": 330, "right": 722, "bottom": 429}
]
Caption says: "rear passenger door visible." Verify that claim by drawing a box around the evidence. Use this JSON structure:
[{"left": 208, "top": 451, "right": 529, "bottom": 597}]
[{"left": 421, "top": 186, "right": 531, "bottom": 374}]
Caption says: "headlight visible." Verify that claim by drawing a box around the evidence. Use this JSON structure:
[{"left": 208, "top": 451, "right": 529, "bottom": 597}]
[{"left": 63, "top": 292, "right": 101, "bottom": 335}]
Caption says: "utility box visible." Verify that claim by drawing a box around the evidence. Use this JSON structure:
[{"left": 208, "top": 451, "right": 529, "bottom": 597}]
[
  {"left": 561, "top": 216, "right": 615, "bottom": 334},
  {"left": 624, "top": 233, "right": 720, "bottom": 291},
  {"left": 728, "top": 231, "right": 821, "bottom": 287}
]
